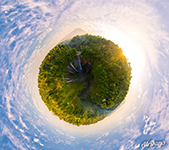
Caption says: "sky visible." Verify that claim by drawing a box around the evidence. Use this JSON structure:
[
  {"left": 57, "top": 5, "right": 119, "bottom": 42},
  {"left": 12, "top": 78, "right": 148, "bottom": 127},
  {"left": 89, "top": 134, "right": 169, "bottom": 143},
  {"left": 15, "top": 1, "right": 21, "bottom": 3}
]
[{"left": 0, "top": 0, "right": 169, "bottom": 149}]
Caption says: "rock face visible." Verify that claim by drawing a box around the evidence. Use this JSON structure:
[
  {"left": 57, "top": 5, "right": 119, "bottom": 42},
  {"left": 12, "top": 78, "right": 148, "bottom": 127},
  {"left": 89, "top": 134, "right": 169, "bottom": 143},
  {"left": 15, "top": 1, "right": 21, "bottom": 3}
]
[{"left": 66, "top": 56, "right": 93, "bottom": 93}]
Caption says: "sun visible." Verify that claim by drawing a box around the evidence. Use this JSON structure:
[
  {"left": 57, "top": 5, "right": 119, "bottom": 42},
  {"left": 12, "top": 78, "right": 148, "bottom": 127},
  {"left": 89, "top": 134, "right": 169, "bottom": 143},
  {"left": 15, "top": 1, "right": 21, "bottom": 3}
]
[{"left": 103, "top": 28, "right": 145, "bottom": 80}]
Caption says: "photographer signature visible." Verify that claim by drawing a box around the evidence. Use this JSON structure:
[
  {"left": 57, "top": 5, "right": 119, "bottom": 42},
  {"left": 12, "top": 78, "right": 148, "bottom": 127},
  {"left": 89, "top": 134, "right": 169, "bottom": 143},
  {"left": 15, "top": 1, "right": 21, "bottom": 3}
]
[{"left": 141, "top": 139, "right": 166, "bottom": 148}]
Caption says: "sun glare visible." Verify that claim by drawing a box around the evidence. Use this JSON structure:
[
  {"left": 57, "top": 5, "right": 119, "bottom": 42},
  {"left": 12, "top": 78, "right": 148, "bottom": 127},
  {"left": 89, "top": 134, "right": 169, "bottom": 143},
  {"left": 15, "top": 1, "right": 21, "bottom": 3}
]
[{"left": 104, "top": 29, "right": 145, "bottom": 80}]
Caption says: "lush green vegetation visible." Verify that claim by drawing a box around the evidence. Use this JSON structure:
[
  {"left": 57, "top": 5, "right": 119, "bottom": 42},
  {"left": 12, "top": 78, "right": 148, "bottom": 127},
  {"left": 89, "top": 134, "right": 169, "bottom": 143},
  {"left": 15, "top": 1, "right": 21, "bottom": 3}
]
[{"left": 38, "top": 34, "right": 132, "bottom": 126}]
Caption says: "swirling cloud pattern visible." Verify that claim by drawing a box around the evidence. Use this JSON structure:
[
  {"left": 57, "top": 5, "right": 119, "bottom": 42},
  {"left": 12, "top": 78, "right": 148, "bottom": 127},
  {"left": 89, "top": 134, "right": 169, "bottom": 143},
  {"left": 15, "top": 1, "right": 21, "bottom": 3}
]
[{"left": 0, "top": 0, "right": 169, "bottom": 149}]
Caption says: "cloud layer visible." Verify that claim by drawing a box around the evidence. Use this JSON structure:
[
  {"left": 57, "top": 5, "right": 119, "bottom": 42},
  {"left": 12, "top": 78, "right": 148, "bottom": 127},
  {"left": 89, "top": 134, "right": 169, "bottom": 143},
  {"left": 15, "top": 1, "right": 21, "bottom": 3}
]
[{"left": 0, "top": 0, "right": 169, "bottom": 149}]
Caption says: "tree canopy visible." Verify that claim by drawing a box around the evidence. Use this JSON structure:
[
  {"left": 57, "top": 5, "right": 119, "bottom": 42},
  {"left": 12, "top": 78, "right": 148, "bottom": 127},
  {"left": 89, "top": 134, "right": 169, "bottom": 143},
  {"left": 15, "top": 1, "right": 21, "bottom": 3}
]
[{"left": 38, "top": 34, "right": 132, "bottom": 126}]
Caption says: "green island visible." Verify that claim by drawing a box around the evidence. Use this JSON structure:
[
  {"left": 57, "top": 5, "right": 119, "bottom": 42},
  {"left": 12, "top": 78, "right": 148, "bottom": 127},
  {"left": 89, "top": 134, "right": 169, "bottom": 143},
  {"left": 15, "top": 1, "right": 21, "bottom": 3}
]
[{"left": 38, "top": 34, "right": 132, "bottom": 126}]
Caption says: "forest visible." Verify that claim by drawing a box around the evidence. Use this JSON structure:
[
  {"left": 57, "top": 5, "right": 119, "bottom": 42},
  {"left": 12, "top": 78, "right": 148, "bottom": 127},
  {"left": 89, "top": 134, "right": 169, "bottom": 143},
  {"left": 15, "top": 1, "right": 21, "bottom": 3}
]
[{"left": 38, "top": 34, "right": 132, "bottom": 126}]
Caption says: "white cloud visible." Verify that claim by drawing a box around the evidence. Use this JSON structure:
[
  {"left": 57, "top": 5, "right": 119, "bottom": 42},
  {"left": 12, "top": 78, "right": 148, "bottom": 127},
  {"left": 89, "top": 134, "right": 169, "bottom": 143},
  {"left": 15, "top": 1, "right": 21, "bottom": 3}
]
[
  {"left": 146, "top": 80, "right": 169, "bottom": 133},
  {"left": 96, "top": 132, "right": 109, "bottom": 141},
  {"left": 142, "top": 115, "right": 156, "bottom": 135},
  {"left": 39, "top": 142, "right": 44, "bottom": 146},
  {"left": 19, "top": 116, "right": 28, "bottom": 130},
  {"left": 1, "top": 5, "right": 14, "bottom": 12},
  {"left": 1, "top": 124, "right": 26, "bottom": 150},
  {"left": 65, "top": 140, "right": 72, "bottom": 145},
  {"left": 21, "top": 0, "right": 54, "bottom": 13},
  {"left": 66, "top": 133, "right": 75, "bottom": 139},
  {"left": 34, "top": 138, "right": 39, "bottom": 142},
  {"left": 112, "top": 139, "right": 120, "bottom": 147},
  {"left": 122, "top": 125, "right": 141, "bottom": 140},
  {"left": 119, "top": 145, "right": 125, "bottom": 150},
  {"left": 1, "top": 0, "right": 169, "bottom": 149}
]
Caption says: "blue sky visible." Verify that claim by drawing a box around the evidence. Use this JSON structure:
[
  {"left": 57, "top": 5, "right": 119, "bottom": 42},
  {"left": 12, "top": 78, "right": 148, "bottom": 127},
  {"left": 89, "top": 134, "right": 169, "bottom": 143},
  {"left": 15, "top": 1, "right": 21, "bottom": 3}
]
[{"left": 0, "top": 0, "right": 169, "bottom": 149}]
